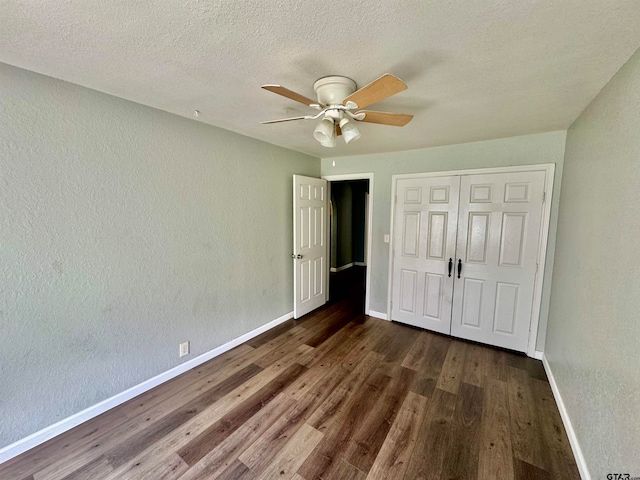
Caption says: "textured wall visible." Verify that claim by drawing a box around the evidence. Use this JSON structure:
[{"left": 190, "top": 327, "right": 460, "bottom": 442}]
[
  {"left": 546, "top": 48, "right": 640, "bottom": 478},
  {"left": 0, "top": 63, "right": 318, "bottom": 448},
  {"left": 329, "top": 181, "right": 368, "bottom": 269},
  {"left": 321, "top": 131, "right": 566, "bottom": 350},
  {"left": 351, "top": 182, "right": 368, "bottom": 264},
  {"left": 333, "top": 183, "right": 353, "bottom": 268}
]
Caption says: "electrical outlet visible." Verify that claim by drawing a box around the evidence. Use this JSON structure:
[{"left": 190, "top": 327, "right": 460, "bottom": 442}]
[{"left": 179, "top": 341, "right": 190, "bottom": 357}]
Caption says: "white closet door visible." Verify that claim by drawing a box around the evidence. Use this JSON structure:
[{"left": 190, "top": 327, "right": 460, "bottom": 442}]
[
  {"left": 451, "top": 171, "right": 545, "bottom": 352},
  {"left": 391, "top": 176, "right": 460, "bottom": 333}
]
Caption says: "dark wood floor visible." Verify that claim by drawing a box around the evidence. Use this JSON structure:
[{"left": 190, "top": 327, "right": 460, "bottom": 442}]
[{"left": 0, "top": 268, "right": 580, "bottom": 480}]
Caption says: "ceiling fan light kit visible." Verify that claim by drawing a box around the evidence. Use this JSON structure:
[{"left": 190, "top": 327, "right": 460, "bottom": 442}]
[{"left": 261, "top": 73, "right": 413, "bottom": 147}]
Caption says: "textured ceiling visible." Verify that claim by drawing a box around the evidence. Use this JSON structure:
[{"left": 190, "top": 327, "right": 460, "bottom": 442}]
[{"left": 2, "top": 0, "right": 640, "bottom": 158}]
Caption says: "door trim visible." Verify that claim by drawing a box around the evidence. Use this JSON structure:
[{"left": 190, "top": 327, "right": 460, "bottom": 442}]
[
  {"left": 387, "top": 164, "right": 555, "bottom": 358},
  {"left": 322, "top": 173, "right": 374, "bottom": 316}
]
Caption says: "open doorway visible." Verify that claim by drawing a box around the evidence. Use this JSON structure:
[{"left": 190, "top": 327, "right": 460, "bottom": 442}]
[{"left": 324, "top": 174, "right": 373, "bottom": 314}]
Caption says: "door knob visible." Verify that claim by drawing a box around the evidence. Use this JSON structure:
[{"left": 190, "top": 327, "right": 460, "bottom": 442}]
[
  {"left": 292, "top": 254, "right": 303, "bottom": 259},
  {"left": 457, "top": 259, "right": 462, "bottom": 279},
  {"left": 448, "top": 258, "right": 453, "bottom": 277}
]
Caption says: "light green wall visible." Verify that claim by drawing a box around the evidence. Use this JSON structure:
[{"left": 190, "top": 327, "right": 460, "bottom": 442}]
[
  {"left": 321, "top": 131, "right": 566, "bottom": 350},
  {"left": 546, "top": 48, "right": 640, "bottom": 478},
  {"left": 330, "top": 180, "right": 368, "bottom": 269},
  {"left": 351, "top": 181, "right": 368, "bottom": 264},
  {"left": 0, "top": 62, "right": 318, "bottom": 448},
  {"left": 331, "top": 182, "right": 354, "bottom": 268}
]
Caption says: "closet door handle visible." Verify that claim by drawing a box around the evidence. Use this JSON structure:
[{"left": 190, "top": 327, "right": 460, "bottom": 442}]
[
  {"left": 457, "top": 259, "right": 462, "bottom": 279},
  {"left": 448, "top": 258, "right": 453, "bottom": 277}
]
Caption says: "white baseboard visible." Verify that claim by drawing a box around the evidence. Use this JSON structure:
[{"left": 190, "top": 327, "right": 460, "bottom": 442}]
[
  {"left": 330, "top": 262, "right": 354, "bottom": 273},
  {"left": 368, "top": 310, "right": 389, "bottom": 321},
  {"left": 354, "top": 261, "right": 367, "bottom": 267},
  {"left": 534, "top": 350, "right": 544, "bottom": 360},
  {"left": 0, "top": 310, "right": 294, "bottom": 465},
  {"left": 541, "top": 354, "right": 591, "bottom": 480}
]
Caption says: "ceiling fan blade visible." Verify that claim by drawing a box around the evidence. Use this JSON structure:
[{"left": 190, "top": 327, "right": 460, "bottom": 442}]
[
  {"left": 356, "top": 110, "right": 413, "bottom": 126},
  {"left": 262, "top": 85, "right": 323, "bottom": 107},
  {"left": 336, "top": 124, "right": 342, "bottom": 136},
  {"left": 343, "top": 74, "right": 407, "bottom": 109},
  {"left": 260, "top": 116, "right": 308, "bottom": 124}
]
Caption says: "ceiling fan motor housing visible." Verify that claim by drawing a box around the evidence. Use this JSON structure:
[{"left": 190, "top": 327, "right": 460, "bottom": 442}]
[{"left": 313, "top": 76, "right": 357, "bottom": 106}]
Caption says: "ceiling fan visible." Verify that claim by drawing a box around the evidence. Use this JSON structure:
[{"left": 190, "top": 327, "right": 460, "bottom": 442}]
[{"left": 261, "top": 74, "right": 413, "bottom": 147}]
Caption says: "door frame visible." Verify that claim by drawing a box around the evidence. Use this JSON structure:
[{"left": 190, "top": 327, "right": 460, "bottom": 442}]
[
  {"left": 322, "top": 173, "right": 374, "bottom": 316},
  {"left": 387, "top": 164, "right": 555, "bottom": 358}
]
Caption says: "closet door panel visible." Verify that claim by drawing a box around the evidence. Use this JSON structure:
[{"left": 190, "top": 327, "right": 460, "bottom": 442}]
[
  {"left": 451, "top": 171, "right": 546, "bottom": 352},
  {"left": 391, "top": 176, "right": 460, "bottom": 333}
]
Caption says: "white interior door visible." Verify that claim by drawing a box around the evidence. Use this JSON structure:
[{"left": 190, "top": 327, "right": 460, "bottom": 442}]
[
  {"left": 293, "top": 175, "right": 328, "bottom": 319},
  {"left": 451, "top": 171, "right": 546, "bottom": 352},
  {"left": 391, "top": 176, "right": 460, "bottom": 334}
]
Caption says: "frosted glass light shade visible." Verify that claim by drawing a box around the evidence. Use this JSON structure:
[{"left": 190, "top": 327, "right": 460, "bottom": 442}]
[
  {"left": 314, "top": 117, "right": 336, "bottom": 147},
  {"left": 339, "top": 118, "right": 361, "bottom": 144}
]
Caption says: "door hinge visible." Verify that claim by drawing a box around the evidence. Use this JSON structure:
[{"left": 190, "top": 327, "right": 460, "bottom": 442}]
[
  {"left": 542, "top": 191, "right": 546, "bottom": 203},
  {"left": 536, "top": 262, "right": 539, "bottom": 273}
]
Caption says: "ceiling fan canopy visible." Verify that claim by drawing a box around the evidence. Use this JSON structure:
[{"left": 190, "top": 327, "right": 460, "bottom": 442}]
[
  {"left": 313, "top": 76, "right": 356, "bottom": 105},
  {"left": 261, "top": 73, "right": 413, "bottom": 147}
]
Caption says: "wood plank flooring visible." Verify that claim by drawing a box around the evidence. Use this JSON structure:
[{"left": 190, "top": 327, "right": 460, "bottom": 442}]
[{"left": 0, "top": 270, "right": 580, "bottom": 480}]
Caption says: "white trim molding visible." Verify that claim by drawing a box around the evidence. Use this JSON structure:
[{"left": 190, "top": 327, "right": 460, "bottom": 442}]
[
  {"left": 542, "top": 354, "right": 591, "bottom": 480},
  {"left": 0, "top": 310, "right": 294, "bottom": 464},
  {"left": 354, "top": 261, "right": 367, "bottom": 267},
  {"left": 330, "top": 262, "right": 354, "bottom": 273},
  {"left": 322, "top": 173, "right": 374, "bottom": 316},
  {"left": 533, "top": 350, "right": 544, "bottom": 360},
  {"left": 368, "top": 310, "right": 389, "bottom": 321}
]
